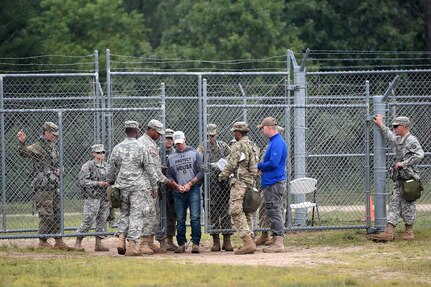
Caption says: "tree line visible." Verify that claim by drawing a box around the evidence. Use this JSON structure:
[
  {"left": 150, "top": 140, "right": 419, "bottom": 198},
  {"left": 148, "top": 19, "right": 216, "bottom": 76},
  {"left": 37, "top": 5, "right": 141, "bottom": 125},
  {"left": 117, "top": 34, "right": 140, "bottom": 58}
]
[{"left": 1, "top": 0, "right": 430, "bottom": 71}]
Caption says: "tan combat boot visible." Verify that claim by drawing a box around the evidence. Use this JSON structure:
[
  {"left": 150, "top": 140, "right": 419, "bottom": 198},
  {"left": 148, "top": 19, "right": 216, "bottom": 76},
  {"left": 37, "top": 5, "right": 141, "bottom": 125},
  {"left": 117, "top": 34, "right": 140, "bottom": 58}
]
[
  {"left": 234, "top": 235, "right": 256, "bottom": 255},
  {"left": 53, "top": 238, "right": 74, "bottom": 251},
  {"left": 370, "top": 223, "right": 396, "bottom": 242},
  {"left": 94, "top": 237, "right": 109, "bottom": 252},
  {"left": 125, "top": 240, "right": 142, "bottom": 256},
  {"left": 255, "top": 231, "right": 270, "bottom": 246},
  {"left": 166, "top": 236, "right": 178, "bottom": 251},
  {"left": 37, "top": 238, "right": 52, "bottom": 249},
  {"left": 117, "top": 233, "right": 126, "bottom": 255},
  {"left": 148, "top": 235, "right": 161, "bottom": 253},
  {"left": 211, "top": 234, "right": 221, "bottom": 252},
  {"left": 157, "top": 239, "right": 168, "bottom": 253},
  {"left": 222, "top": 234, "right": 234, "bottom": 251},
  {"left": 262, "top": 236, "right": 285, "bottom": 253},
  {"left": 398, "top": 224, "right": 414, "bottom": 241},
  {"left": 140, "top": 236, "right": 154, "bottom": 255},
  {"left": 74, "top": 237, "right": 85, "bottom": 251},
  {"left": 191, "top": 242, "right": 200, "bottom": 254}
]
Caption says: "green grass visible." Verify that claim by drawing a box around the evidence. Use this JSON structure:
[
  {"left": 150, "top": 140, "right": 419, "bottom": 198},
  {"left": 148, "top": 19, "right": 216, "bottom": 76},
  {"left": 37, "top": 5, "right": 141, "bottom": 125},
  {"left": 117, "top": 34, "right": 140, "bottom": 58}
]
[{"left": 1, "top": 227, "right": 431, "bottom": 287}]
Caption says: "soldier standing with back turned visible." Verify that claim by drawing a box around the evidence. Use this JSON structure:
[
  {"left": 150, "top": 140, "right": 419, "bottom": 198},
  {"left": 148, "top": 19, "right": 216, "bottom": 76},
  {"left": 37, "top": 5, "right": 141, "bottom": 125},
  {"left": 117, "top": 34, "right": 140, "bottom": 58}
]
[
  {"left": 219, "top": 122, "right": 259, "bottom": 255},
  {"left": 17, "top": 122, "right": 72, "bottom": 250}
]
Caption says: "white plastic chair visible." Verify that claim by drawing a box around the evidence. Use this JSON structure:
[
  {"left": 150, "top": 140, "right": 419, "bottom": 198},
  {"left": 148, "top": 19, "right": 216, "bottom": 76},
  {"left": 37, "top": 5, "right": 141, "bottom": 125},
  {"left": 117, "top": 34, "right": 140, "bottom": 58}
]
[{"left": 290, "top": 177, "right": 321, "bottom": 226}]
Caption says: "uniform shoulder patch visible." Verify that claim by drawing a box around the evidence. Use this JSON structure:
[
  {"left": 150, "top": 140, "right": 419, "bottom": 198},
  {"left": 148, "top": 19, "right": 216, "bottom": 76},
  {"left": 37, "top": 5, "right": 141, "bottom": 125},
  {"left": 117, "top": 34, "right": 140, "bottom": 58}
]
[{"left": 411, "top": 143, "right": 417, "bottom": 150}]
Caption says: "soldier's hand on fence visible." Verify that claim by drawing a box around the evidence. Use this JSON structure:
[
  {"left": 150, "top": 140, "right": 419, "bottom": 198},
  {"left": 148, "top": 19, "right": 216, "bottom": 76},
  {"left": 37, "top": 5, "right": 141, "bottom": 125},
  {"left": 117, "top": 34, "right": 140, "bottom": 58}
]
[
  {"left": 98, "top": 181, "right": 109, "bottom": 187},
  {"left": 17, "top": 130, "right": 26, "bottom": 143},
  {"left": 373, "top": 114, "right": 384, "bottom": 127}
]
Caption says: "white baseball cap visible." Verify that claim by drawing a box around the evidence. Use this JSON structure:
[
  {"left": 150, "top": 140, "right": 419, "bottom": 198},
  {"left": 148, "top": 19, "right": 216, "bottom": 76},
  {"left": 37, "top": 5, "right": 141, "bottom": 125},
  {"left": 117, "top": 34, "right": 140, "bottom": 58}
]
[{"left": 173, "top": 131, "right": 186, "bottom": 144}]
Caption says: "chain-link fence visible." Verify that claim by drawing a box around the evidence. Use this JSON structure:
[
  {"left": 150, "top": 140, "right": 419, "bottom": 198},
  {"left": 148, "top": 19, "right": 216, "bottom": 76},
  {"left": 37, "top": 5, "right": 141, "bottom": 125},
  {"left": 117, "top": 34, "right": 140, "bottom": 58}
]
[{"left": 1, "top": 50, "right": 430, "bottom": 240}]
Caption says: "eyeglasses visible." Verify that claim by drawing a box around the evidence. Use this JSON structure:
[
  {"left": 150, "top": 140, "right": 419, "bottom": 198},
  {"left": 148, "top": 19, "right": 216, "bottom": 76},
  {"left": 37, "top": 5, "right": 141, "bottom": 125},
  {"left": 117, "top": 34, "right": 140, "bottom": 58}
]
[
  {"left": 95, "top": 151, "right": 105, "bottom": 154},
  {"left": 393, "top": 125, "right": 400, "bottom": 129}
]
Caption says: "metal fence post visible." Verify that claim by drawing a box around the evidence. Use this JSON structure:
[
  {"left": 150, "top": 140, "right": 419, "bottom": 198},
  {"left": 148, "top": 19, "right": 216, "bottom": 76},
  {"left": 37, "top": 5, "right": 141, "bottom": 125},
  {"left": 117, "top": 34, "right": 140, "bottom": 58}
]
[
  {"left": 94, "top": 50, "right": 101, "bottom": 143},
  {"left": 106, "top": 49, "right": 112, "bottom": 152},
  {"left": 198, "top": 75, "right": 203, "bottom": 144},
  {"left": 293, "top": 58, "right": 307, "bottom": 226},
  {"left": 58, "top": 110, "right": 65, "bottom": 236},
  {"left": 0, "top": 76, "right": 6, "bottom": 231},
  {"left": 364, "top": 81, "right": 372, "bottom": 231},
  {"left": 202, "top": 79, "right": 210, "bottom": 233},
  {"left": 373, "top": 95, "right": 387, "bottom": 231}
]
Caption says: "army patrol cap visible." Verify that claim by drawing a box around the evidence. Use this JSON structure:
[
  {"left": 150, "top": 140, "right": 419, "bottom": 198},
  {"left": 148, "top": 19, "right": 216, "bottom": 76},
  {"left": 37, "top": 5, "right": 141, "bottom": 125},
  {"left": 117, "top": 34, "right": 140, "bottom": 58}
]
[
  {"left": 43, "top": 122, "right": 59, "bottom": 136},
  {"left": 208, "top": 124, "right": 217, "bottom": 136},
  {"left": 148, "top": 119, "right": 165, "bottom": 135},
  {"left": 91, "top": 144, "right": 105, "bottom": 153},
  {"left": 230, "top": 122, "right": 249, "bottom": 132},
  {"left": 173, "top": 131, "right": 186, "bottom": 144},
  {"left": 391, "top": 116, "right": 410, "bottom": 127},
  {"left": 125, "top": 120, "right": 140, "bottom": 130},
  {"left": 165, "top": 128, "right": 174, "bottom": 138},
  {"left": 257, "top": 117, "right": 278, "bottom": 129}
]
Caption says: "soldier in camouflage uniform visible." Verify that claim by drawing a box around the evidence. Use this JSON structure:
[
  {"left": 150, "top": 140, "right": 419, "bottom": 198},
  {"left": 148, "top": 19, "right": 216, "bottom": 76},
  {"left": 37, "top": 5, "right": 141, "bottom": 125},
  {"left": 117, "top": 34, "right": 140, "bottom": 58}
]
[
  {"left": 371, "top": 115, "right": 424, "bottom": 242},
  {"left": 197, "top": 124, "right": 233, "bottom": 252},
  {"left": 74, "top": 144, "right": 110, "bottom": 252},
  {"left": 138, "top": 119, "right": 168, "bottom": 253},
  {"left": 106, "top": 121, "right": 159, "bottom": 256},
  {"left": 162, "top": 128, "right": 178, "bottom": 251},
  {"left": 219, "top": 122, "right": 260, "bottom": 255},
  {"left": 17, "top": 122, "right": 72, "bottom": 250}
]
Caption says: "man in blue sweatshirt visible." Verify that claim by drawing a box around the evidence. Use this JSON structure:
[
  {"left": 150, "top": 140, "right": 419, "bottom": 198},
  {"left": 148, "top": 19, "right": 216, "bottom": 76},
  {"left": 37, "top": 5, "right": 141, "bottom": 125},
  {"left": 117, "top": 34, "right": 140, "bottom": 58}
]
[
  {"left": 257, "top": 117, "right": 287, "bottom": 253},
  {"left": 166, "top": 131, "right": 204, "bottom": 254}
]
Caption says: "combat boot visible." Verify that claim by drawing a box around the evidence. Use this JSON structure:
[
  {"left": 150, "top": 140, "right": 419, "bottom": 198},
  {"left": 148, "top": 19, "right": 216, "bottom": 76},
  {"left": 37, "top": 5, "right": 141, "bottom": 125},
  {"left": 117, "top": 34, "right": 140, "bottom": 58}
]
[
  {"left": 222, "top": 234, "right": 234, "bottom": 251},
  {"left": 211, "top": 234, "right": 221, "bottom": 252},
  {"left": 262, "top": 236, "right": 285, "bottom": 253},
  {"left": 234, "top": 235, "right": 256, "bottom": 255},
  {"left": 53, "top": 238, "right": 74, "bottom": 251},
  {"left": 117, "top": 233, "right": 126, "bottom": 255},
  {"left": 94, "top": 237, "right": 109, "bottom": 252},
  {"left": 125, "top": 240, "right": 141, "bottom": 256},
  {"left": 370, "top": 223, "right": 395, "bottom": 242},
  {"left": 255, "top": 231, "right": 270, "bottom": 246},
  {"left": 74, "top": 237, "right": 85, "bottom": 251},
  {"left": 140, "top": 236, "right": 154, "bottom": 255},
  {"left": 166, "top": 236, "right": 178, "bottom": 251},
  {"left": 157, "top": 239, "right": 168, "bottom": 253},
  {"left": 37, "top": 238, "right": 52, "bottom": 249},
  {"left": 398, "top": 224, "right": 414, "bottom": 241},
  {"left": 148, "top": 235, "right": 161, "bottom": 253}
]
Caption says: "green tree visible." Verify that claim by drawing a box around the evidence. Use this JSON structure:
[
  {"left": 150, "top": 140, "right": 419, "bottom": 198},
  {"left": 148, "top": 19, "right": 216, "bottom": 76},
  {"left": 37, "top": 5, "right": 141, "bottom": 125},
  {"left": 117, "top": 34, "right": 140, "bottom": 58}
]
[
  {"left": 157, "top": 0, "right": 303, "bottom": 70},
  {"left": 28, "top": 0, "right": 152, "bottom": 61},
  {"left": 285, "top": 0, "right": 425, "bottom": 51}
]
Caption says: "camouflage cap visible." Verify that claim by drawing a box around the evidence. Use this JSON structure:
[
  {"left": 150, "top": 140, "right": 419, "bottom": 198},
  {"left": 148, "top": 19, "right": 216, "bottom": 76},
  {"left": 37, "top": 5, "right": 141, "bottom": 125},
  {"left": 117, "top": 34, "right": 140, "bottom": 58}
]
[
  {"left": 257, "top": 117, "right": 278, "bottom": 129},
  {"left": 165, "top": 128, "right": 174, "bottom": 138},
  {"left": 230, "top": 121, "right": 249, "bottom": 132},
  {"left": 125, "top": 120, "right": 140, "bottom": 129},
  {"left": 207, "top": 123, "right": 217, "bottom": 136},
  {"left": 43, "top": 121, "right": 58, "bottom": 136},
  {"left": 148, "top": 119, "right": 165, "bottom": 135},
  {"left": 392, "top": 116, "right": 410, "bottom": 126},
  {"left": 91, "top": 144, "right": 105, "bottom": 153},
  {"left": 173, "top": 131, "right": 186, "bottom": 144}
]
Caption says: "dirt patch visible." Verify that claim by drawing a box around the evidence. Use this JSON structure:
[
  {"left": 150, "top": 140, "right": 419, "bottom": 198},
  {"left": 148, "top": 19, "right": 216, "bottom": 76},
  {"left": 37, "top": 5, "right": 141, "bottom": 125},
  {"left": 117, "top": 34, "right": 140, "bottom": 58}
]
[{"left": 0, "top": 237, "right": 359, "bottom": 266}]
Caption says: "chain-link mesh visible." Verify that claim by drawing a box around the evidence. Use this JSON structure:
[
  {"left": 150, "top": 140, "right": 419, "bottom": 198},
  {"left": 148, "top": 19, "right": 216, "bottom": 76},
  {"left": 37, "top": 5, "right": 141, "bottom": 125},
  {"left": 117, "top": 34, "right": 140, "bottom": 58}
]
[{"left": 1, "top": 52, "right": 430, "bottom": 240}]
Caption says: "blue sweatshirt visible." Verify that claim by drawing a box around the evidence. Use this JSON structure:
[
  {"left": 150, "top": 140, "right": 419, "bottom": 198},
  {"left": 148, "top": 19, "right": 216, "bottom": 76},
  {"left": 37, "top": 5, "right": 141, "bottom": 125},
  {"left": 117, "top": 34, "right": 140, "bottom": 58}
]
[
  {"left": 258, "top": 133, "right": 287, "bottom": 188},
  {"left": 166, "top": 146, "right": 203, "bottom": 187}
]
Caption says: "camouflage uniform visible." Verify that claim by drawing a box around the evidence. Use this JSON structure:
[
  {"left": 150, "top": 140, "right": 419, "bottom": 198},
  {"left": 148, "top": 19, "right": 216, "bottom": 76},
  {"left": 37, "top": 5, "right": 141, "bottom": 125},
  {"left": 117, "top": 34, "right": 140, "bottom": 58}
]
[
  {"left": 19, "top": 133, "right": 61, "bottom": 237},
  {"left": 197, "top": 130, "right": 231, "bottom": 234},
  {"left": 138, "top": 131, "right": 168, "bottom": 241},
  {"left": 76, "top": 159, "right": 109, "bottom": 237},
  {"left": 219, "top": 123, "right": 259, "bottom": 238},
  {"left": 379, "top": 121, "right": 424, "bottom": 226},
  {"left": 107, "top": 132, "right": 159, "bottom": 241}
]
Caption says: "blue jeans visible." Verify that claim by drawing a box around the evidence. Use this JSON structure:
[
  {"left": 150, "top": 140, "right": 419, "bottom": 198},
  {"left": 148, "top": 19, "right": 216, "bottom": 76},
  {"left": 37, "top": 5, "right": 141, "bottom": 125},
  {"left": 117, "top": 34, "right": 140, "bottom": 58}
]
[{"left": 174, "top": 185, "right": 202, "bottom": 245}]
